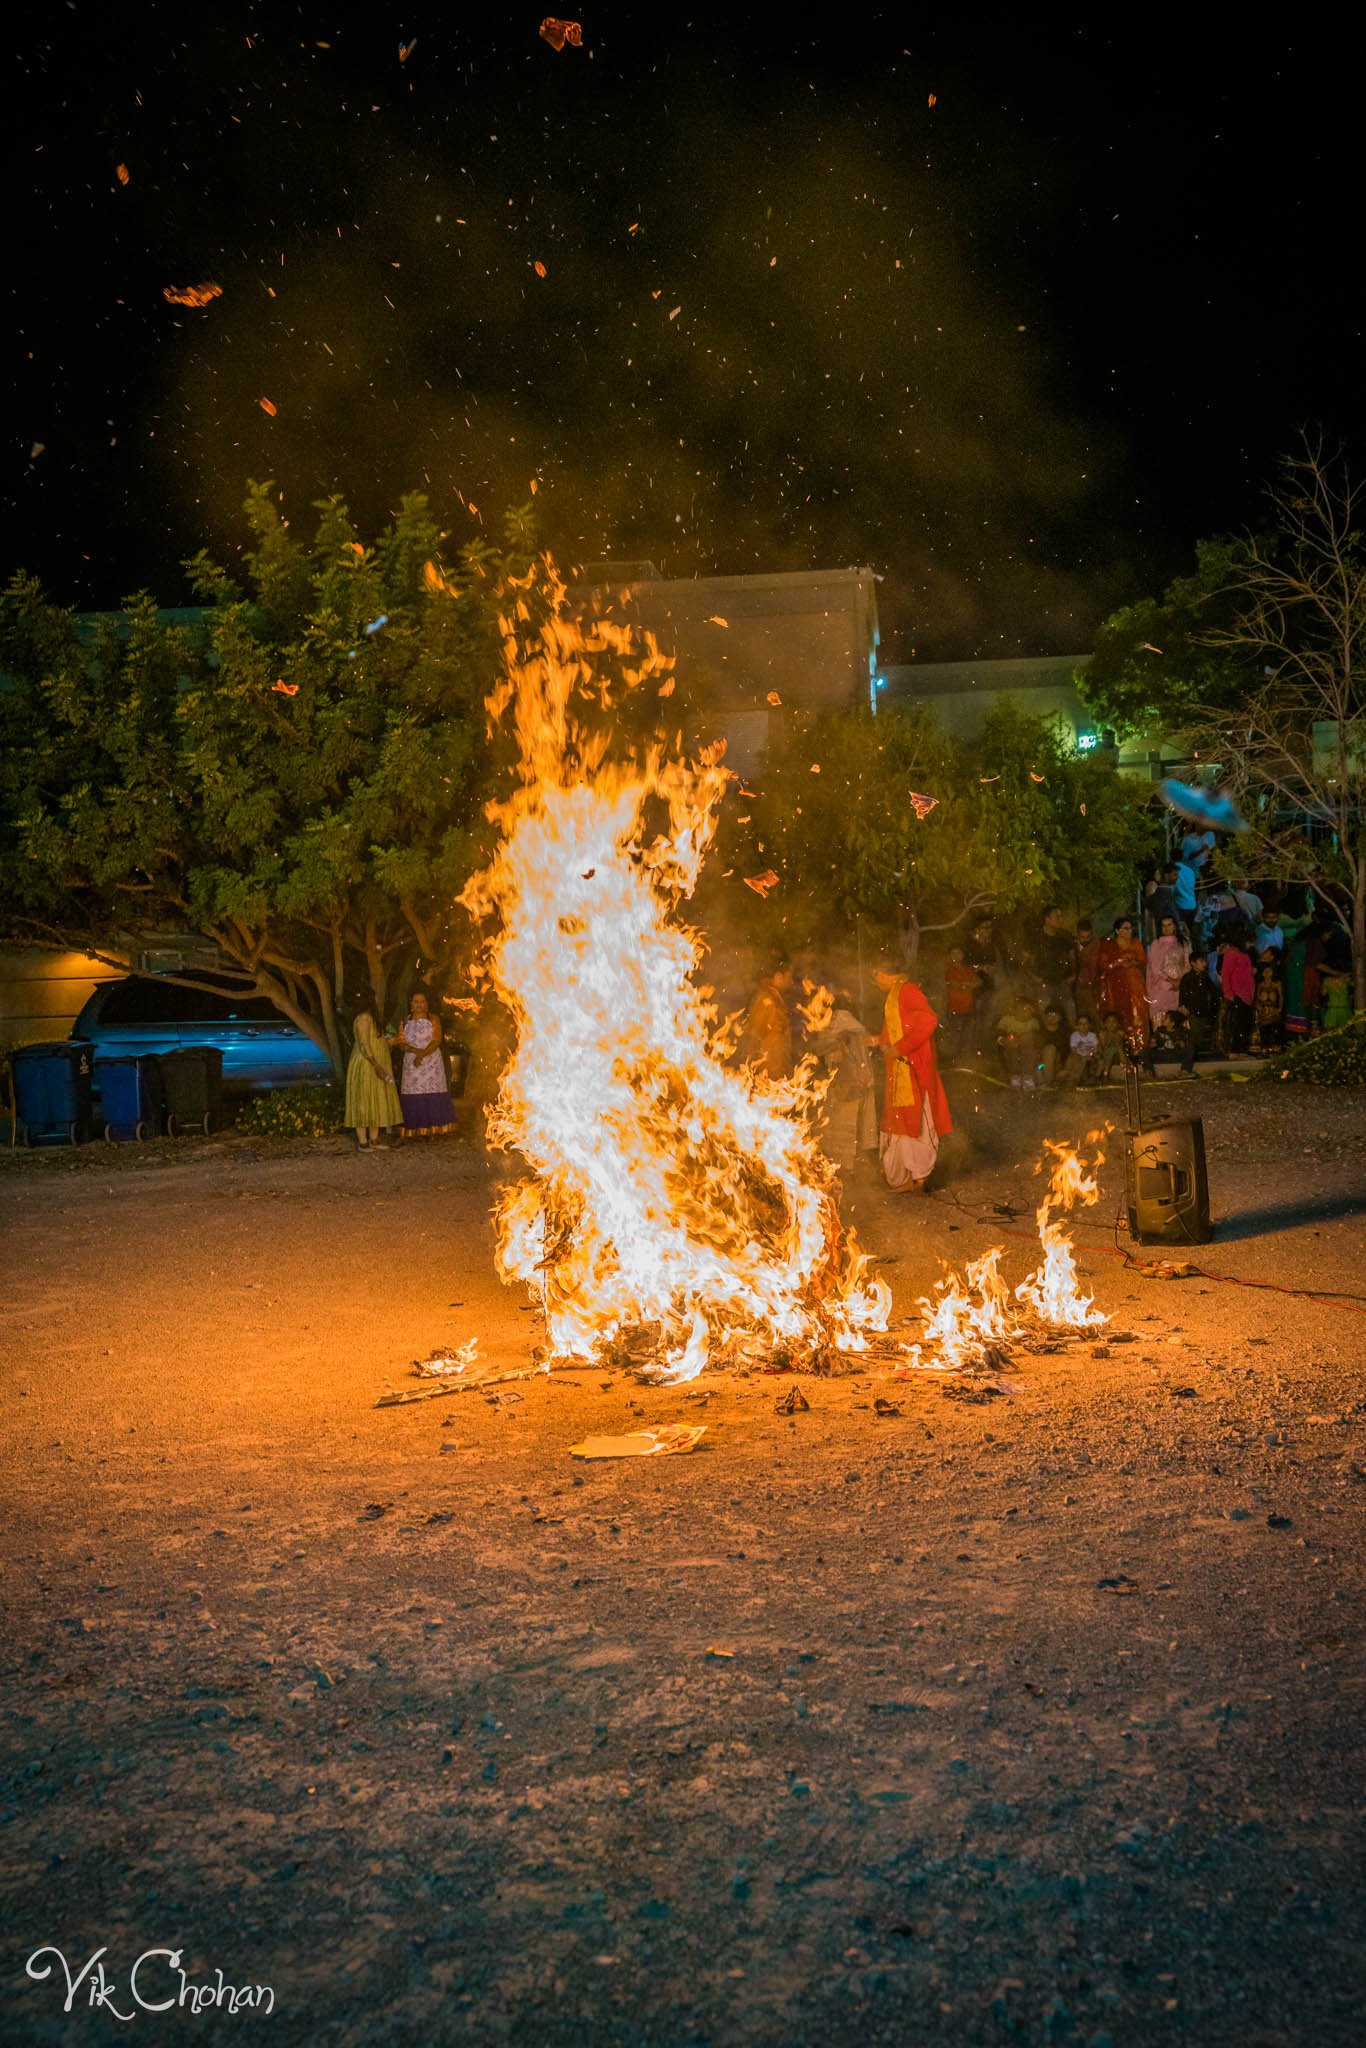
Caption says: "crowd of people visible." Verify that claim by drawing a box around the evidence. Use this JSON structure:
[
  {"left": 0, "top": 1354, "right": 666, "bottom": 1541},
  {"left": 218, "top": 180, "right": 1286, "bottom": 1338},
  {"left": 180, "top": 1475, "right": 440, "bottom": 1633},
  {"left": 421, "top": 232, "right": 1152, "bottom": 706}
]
[
  {"left": 735, "top": 839, "right": 1355, "bottom": 1191},
  {"left": 933, "top": 853, "right": 1353, "bottom": 1091}
]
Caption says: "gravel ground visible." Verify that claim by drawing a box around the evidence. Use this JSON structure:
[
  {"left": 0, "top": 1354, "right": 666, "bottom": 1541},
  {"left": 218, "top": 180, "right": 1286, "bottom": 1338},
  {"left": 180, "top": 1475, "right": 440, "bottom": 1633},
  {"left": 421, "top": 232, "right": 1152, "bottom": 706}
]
[{"left": 2, "top": 1078, "right": 1364, "bottom": 2047}]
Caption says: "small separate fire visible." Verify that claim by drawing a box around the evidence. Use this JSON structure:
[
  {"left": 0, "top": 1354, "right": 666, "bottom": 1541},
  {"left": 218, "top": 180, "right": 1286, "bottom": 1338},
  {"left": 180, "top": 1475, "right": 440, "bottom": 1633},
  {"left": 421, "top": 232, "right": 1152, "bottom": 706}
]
[
  {"left": 460, "top": 562, "right": 890, "bottom": 1380},
  {"left": 903, "top": 1247, "right": 1017, "bottom": 1375},
  {"left": 901, "top": 1132, "right": 1109, "bottom": 1377},
  {"left": 1015, "top": 1131, "right": 1109, "bottom": 1330}
]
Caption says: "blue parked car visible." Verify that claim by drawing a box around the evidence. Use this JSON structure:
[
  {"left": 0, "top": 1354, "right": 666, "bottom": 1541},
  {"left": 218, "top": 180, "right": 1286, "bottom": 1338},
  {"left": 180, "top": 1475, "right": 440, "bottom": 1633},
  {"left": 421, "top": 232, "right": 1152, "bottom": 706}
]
[{"left": 71, "top": 975, "right": 334, "bottom": 1094}]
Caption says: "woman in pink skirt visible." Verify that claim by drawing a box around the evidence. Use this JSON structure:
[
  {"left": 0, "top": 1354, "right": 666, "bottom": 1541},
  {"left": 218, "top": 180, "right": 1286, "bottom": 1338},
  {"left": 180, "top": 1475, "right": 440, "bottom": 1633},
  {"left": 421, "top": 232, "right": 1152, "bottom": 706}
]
[{"left": 391, "top": 988, "right": 456, "bottom": 1137}]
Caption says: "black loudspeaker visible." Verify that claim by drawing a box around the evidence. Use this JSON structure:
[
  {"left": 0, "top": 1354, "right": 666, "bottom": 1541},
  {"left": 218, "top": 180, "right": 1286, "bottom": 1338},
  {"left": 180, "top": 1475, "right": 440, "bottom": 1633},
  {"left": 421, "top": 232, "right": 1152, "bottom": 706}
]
[{"left": 1127, "top": 1116, "right": 1212, "bottom": 1245}]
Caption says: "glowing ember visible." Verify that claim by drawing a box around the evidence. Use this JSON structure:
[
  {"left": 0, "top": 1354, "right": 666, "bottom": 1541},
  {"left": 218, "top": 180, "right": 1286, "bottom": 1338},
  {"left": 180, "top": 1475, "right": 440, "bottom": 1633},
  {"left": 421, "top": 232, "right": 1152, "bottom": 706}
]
[
  {"left": 796, "top": 981, "right": 835, "bottom": 1034},
  {"left": 1015, "top": 1132, "right": 1109, "bottom": 1329},
  {"left": 460, "top": 562, "right": 890, "bottom": 1380}
]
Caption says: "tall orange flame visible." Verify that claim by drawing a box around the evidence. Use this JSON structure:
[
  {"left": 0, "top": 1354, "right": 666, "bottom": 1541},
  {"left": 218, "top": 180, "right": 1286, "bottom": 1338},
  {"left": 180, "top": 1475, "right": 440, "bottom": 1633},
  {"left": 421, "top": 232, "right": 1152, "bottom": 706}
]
[
  {"left": 1015, "top": 1131, "right": 1109, "bottom": 1328},
  {"left": 460, "top": 562, "right": 890, "bottom": 1379}
]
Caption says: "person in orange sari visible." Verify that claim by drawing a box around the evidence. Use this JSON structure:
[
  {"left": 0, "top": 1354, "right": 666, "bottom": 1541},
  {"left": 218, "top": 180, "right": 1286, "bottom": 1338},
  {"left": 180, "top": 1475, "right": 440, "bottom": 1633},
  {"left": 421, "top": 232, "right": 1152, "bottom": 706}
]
[
  {"left": 1096, "top": 915, "right": 1149, "bottom": 1048},
  {"left": 870, "top": 961, "right": 953, "bottom": 1190},
  {"left": 740, "top": 958, "right": 794, "bottom": 1079}
]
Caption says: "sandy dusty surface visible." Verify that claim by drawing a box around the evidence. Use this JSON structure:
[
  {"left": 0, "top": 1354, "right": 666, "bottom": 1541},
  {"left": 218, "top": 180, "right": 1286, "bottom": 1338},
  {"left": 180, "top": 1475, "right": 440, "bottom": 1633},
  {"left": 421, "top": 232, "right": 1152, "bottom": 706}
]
[{"left": 2, "top": 1080, "right": 1364, "bottom": 2046}]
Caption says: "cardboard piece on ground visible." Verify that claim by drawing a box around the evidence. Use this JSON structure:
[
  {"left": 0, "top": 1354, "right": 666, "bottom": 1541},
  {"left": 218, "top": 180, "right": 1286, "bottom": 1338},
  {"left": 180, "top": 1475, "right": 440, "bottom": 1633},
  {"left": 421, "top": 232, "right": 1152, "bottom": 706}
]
[{"left": 569, "top": 1425, "right": 707, "bottom": 1460}]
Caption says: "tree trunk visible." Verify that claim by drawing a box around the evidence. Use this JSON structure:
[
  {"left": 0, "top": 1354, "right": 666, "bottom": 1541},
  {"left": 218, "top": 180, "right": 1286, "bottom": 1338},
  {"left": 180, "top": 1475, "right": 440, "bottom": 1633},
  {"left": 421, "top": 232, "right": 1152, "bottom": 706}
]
[{"left": 1354, "top": 879, "right": 1366, "bottom": 1016}]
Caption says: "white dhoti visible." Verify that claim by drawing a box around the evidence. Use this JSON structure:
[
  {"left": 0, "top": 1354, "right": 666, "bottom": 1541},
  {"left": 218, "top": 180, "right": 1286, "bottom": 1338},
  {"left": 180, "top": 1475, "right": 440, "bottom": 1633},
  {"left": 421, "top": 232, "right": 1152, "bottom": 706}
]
[{"left": 879, "top": 1094, "right": 939, "bottom": 1189}]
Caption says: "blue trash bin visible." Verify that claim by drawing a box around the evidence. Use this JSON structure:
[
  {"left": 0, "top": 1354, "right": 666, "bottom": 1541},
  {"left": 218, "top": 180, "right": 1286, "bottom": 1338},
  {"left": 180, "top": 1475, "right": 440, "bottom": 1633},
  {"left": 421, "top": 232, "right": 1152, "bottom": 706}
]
[
  {"left": 95, "top": 1055, "right": 165, "bottom": 1141},
  {"left": 12, "top": 1042, "right": 95, "bottom": 1145}
]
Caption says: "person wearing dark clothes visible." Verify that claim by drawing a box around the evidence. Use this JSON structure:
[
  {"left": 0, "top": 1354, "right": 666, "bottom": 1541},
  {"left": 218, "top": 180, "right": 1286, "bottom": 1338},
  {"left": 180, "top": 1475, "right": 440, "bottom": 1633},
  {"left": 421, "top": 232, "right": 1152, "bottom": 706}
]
[
  {"left": 1178, "top": 952, "right": 1221, "bottom": 1058},
  {"left": 1145, "top": 1008, "right": 1196, "bottom": 1078},
  {"left": 1037, "top": 1003, "right": 1071, "bottom": 1086},
  {"left": 1034, "top": 906, "right": 1077, "bottom": 1025},
  {"left": 1143, "top": 865, "right": 1178, "bottom": 940},
  {"left": 962, "top": 921, "right": 1003, "bottom": 1007}
]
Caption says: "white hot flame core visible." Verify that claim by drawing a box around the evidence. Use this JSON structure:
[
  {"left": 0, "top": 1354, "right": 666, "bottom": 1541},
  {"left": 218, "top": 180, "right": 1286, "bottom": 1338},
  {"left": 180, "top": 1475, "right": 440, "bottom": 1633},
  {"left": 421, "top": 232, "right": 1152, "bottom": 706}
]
[
  {"left": 904, "top": 1247, "right": 1017, "bottom": 1373},
  {"left": 460, "top": 564, "right": 891, "bottom": 1380}
]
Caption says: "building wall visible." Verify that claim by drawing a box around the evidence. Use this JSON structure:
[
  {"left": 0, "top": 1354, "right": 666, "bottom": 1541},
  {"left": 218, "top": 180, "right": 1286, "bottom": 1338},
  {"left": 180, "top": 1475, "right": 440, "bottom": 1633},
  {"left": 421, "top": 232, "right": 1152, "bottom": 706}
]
[
  {"left": 879, "top": 653, "right": 1196, "bottom": 778},
  {"left": 0, "top": 948, "right": 114, "bottom": 1048}
]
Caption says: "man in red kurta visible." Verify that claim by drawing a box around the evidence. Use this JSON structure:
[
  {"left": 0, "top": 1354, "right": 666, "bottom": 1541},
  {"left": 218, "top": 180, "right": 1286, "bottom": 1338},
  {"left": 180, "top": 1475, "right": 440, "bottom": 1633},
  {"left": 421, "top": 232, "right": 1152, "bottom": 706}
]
[{"left": 871, "top": 963, "right": 953, "bottom": 1190}]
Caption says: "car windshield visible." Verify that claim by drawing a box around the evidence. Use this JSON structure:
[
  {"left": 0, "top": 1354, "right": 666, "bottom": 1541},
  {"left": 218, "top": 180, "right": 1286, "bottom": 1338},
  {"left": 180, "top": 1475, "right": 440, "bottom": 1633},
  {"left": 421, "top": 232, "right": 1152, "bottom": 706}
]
[{"left": 94, "top": 978, "right": 286, "bottom": 1025}]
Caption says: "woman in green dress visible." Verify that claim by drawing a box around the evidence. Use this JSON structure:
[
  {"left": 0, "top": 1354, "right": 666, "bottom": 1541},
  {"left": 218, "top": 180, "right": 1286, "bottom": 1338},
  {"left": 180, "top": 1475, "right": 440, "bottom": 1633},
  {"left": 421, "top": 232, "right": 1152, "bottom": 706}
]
[{"left": 344, "top": 1010, "right": 402, "bottom": 1151}]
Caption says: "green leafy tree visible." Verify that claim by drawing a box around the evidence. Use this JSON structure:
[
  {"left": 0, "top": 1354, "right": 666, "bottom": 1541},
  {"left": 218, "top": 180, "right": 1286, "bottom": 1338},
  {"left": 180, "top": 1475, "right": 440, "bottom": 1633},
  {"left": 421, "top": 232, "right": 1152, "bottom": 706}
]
[
  {"left": 1083, "top": 444, "right": 1366, "bottom": 1010},
  {"left": 724, "top": 696, "right": 1156, "bottom": 960},
  {"left": 1082, "top": 536, "right": 1256, "bottom": 735},
  {"left": 0, "top": 485, "right": 532, "bottom": 1071}
]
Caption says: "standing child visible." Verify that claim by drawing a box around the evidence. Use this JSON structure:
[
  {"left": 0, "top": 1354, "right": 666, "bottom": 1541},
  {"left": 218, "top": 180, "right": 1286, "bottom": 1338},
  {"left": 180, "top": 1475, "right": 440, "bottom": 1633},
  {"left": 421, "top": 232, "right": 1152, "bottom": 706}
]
[
  {"left": 812, "top": 991, "right": 876, "bottom": 1173},
  {"left": 1178, "top": 950, "right": 1221, "bottom": 1060},
  {"left": 1320, "top": 967, "right": 1352, "bottom": 1035},
  {"left": 1253, "top": 960, "right": 1285, "bottom": 1052},
  {"left": 941, "top": 945, "right": 981, "bottom": 1065}
]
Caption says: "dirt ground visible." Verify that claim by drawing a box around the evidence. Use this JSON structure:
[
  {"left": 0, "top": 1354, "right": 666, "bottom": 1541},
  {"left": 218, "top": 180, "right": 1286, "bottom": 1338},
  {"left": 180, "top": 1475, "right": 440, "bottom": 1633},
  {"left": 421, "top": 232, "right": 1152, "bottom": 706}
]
[{"left": 2, "top": 1077, "right": 1364, "bottom": 2047}]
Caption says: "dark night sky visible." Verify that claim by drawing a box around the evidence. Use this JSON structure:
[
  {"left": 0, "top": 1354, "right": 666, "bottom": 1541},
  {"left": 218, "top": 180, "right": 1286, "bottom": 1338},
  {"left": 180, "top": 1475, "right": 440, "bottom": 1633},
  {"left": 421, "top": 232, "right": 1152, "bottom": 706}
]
[{"left": 7, "top": 5, "right": 1362, "bottom": 659}]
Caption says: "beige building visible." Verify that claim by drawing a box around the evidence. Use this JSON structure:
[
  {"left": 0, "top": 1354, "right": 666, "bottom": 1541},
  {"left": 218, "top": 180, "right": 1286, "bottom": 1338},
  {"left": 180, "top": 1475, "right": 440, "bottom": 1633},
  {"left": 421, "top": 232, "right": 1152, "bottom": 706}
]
[{"left": 879, "top": 652, "right": 1197, "bottom": 780}]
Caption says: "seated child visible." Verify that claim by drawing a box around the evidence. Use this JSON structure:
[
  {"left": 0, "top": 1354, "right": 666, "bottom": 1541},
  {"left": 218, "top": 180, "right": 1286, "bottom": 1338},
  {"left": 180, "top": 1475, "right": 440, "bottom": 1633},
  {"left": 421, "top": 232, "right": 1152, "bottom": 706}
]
[
  {"left": 1037, "top": 1003, "right": 1070, "bottom": 1086},
  {"left": 1146, "top": 1006, "right": 1196, "bottom": 1077},
  {"left": 995, "top": 996, "right": 1040, "bottom": 1087},
  {"left": 1063, "top": 1014, "right": 1100, "bottom": 1085},
  {"left": 1095, "top": 1011, "right": 1126, "bottom": 1080}
]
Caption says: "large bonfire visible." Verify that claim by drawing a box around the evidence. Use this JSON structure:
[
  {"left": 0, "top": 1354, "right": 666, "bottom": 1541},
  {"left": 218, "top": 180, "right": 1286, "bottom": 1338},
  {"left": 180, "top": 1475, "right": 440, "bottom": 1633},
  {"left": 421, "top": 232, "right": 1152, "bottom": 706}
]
[{"left": 459, "top": 563, "right": 891, "bottom": 1380}]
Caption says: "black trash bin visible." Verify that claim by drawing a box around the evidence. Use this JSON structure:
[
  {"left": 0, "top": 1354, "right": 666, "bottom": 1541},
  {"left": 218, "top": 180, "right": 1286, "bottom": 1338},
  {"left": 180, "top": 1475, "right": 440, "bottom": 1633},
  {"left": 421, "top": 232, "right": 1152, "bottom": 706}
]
[
  {"left": 95, "top": 1055, "right": 166, "bottom": 1141},
  {"left": 159, "top": 1046, "right": 224, "bottom": 1136},
  {"left": 12, "top": 1042, "right": 94, "bottom": 1145}
]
